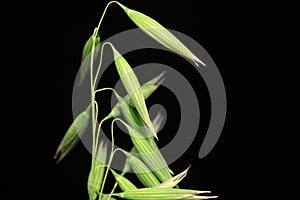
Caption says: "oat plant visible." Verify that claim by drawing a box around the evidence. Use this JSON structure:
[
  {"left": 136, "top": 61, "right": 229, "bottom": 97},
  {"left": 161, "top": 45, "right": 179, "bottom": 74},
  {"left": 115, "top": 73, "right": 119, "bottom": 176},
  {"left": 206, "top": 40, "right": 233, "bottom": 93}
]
[{"left": 55, "top": 1, "right": 217, "bottom": 199}]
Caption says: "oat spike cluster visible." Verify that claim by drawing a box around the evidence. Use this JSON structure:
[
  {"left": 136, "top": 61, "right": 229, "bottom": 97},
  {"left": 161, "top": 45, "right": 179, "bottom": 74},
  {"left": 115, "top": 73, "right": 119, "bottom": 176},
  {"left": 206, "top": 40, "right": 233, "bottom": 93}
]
[{"left": 54, "top": 1, "right": 216, "bottom": 200}]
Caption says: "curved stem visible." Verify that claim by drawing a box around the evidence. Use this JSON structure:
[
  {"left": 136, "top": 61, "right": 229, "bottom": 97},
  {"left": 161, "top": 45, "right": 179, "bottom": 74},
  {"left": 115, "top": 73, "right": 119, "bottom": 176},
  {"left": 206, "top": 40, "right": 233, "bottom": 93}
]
[
  {"left": 94, "top": 86, "right": 114, "bottom": 95},
  {"left": 94, "top": 100, "right": 98, "bottom": 123},
  {"left": 108, "top": 183, "right": 118, "bottom": 199},
  {"left": 98, "top": 119, "right": 130, "bottom": 200},
  {"left": 93, "top": 1, "right": 124, "bottom": 37},
  {"left": 93, "top": 100, "right": 99, "bottom": 152},
  {"left": 107, "top": 148, "right": 130, "bottom": 200},
  {"left": 95, "top": 164, "right": 108, "bottom": 169},
  {"left": 95, "top": 118, "right": 105, "bottom": 154},
  {"left": 93, "top": 42, "right": 114, "bottom": 90},
  {"left": 97, "top": 147, "right": 128, "bottom": 200},
  {"left": 98, "top": 118, "right": 119, "bottom": 200},
  {"left": 93, "top": 87, "right": 118, "bottom": 151}
]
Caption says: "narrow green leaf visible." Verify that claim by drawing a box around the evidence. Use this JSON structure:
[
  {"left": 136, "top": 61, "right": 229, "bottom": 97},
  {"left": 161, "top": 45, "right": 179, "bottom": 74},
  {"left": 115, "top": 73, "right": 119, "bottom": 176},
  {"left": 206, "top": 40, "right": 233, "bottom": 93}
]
[
  {"left": 111, "top": 169, "right": 137, "bottom": 191},
  {"left": 117, "top": 3, "right": 205, "bottom": 67},
  {"left": 112, "top": 188, "right": 212, "bottom": 200},
  {"left": 54, "top": 105, "right": 91, "bottom": 163},
  {"left": 79, "top": 34, "right": 101, "bottom": 85},
  {"left": 88, "top": 141, "right": 108, "bottom": 200},
  {"left": 111, "top": 46, "right": 157, "bottom": 139}
]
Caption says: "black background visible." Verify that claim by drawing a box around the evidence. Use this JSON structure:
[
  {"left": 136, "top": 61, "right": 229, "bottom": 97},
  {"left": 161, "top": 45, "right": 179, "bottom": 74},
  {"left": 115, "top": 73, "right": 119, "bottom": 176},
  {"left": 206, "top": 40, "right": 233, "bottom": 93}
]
[{"left": 40, "top": 1, "right": 295, "bottom": 200}]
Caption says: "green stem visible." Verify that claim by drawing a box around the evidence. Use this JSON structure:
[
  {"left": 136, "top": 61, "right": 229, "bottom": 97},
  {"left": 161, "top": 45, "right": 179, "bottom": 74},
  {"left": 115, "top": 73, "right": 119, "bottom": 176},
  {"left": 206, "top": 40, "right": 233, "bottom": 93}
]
[
  {"left": 90, "top": 28, "right": 98, "bottom": 158},
  {"left": 93, "top": 87, "right": 116, "bottom": 150},
  {"left": 93, "top": 87, "right": 115, "bottom": 95},
  {"left": 108, "top": 182, "right": 118, "bottom": 200},
  {"left": 98, "top": 119, "right": 130, "bottom": 200},
  {"left": 107, "top": 147, "right": 130, "bottom": 200},
  {"left": 98, "top": 118, "right": 118, "bottom": 200},
  {"left": 93, "top": 42, "right": 114, "bottom": 90},
  {"left": 93, "top": 1, "right": 124, "bottom": 38},
  {"left": 89, "top": 29, "right": 98, "bottom": 200},
  {"left": 94, "top": 100, "right": 98, "bottom": 125}
]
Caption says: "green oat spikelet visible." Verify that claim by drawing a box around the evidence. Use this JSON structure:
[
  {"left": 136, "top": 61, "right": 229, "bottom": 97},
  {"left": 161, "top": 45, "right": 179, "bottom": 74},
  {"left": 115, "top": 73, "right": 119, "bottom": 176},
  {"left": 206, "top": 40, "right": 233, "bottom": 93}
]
[
  {"left": 105, "top": 72, "right": 165, "bottom": 120},
  {"left": 111, "top": 169, "right": 137, "bottom": 191},
  {"left": 114, "top": 91, "right": 172, "bottom": 182},
  {"left": 79, "top": 34, "right": 101, "bottom": 84},
  {"left": 156, "top": 166, "right": 190, "bottom": 188},
  {"left": 123, "top": 151, "right": 160, "bottom": 187},
  {"left": 54, "top": 105, "right": 91, "bottom": 163},
  {"left": 117, "top": 3, "right": 205, "bottom": 67},
  {"left": 112, "top": 188, "right": 214, "bottom": 200},
  {"left": 111, "top": 46, "right": 157, "bottom": 139}
]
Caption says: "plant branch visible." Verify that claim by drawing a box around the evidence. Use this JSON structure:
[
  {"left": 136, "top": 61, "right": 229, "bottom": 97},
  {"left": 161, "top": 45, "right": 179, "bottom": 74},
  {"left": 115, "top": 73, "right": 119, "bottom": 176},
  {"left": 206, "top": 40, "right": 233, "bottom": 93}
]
[{"left": 93, "top": 1, "right": 124, "bottom": 37}]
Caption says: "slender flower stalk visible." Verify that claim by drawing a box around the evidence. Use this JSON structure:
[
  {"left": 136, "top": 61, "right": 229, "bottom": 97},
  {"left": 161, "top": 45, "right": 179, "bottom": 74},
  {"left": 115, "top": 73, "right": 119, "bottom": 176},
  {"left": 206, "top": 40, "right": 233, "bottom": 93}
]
[{"left": 79, "top": 34, "right": 101, "bottom": 85}]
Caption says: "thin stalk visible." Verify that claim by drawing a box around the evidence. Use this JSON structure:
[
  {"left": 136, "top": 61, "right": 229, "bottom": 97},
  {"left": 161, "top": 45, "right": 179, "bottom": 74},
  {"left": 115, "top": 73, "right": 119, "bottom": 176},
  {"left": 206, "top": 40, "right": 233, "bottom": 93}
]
[
  {"left": 106, "top": 147, "right": 128, "bottom": 200},
  {"left": 90, "top": 29, "right": 98, "bottom": 160},
  {"left": 91, "top": 24, "right": 115, "bottom": 160},
  {"left": 108, "top": 182, "right": 118, "bottom": 200},
  {"left": 94, "top": 100, "right": 99, "bottom": 153},
  {"left": 98, "top": 118, "right": 125, "bottom": 199},
  {"left": 94, "top": 100, "right": 98, "bottom": 125},
  {"left": 93, "top": 87, "right": 116, "bottom": 150},
  {"left": 93, "top": 42, "right": 114, "bottom": 90},
  {"left": 90, "top": 29, "right": 98, "bottom": 200},
  {"left": 95, "top": 119, "right": 105, "bottom": 155},
  {"left": 93, "top": 1, "right": 123, "bottom": 38},
  {"left": 94, "top": 87, "right": 115, "bottom": 95}
]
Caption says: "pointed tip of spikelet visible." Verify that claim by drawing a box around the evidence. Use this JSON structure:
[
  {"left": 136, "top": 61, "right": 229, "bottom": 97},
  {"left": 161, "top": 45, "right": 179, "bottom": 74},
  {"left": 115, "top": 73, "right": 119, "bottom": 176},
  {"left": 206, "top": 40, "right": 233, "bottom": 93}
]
[
  {"left": 148, "top": 124, "right": 159, "bottom": 140},
  {"left": 194, "top": 57, "right": 206, "bottom": 67}
]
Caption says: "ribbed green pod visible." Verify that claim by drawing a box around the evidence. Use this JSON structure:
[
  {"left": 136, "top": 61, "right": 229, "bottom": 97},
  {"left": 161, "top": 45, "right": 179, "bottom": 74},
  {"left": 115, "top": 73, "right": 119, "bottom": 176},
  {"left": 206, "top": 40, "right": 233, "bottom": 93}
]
[
  {"left": 111, "top": 46, "right": 157, "bottom": 139},
  {"left": 156, "top": 166, "right": 190, "bottom": 188},
  {"left": 104, "top": 72, "right": 164, "bottom": 120},
  {"left": 79, "top": 34, "right": 101, "bottom": 84},
  {"left": 112, "top": 188, "right": 212, "bottom": 200},
  {"left": 114, "top": 91, "right": 172, "bottom": 182},
  {"left": 54, "top": 105, "right": 91, "bottom": 163},
  {"left": 117, "top": 3, "right": 205, "bottom": 67},
  {"left": 111, "top": 169, "right": 137, "bottom": 191},
  {"left": 124, "top": 151, "right": 160, "bottom": 187}
]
